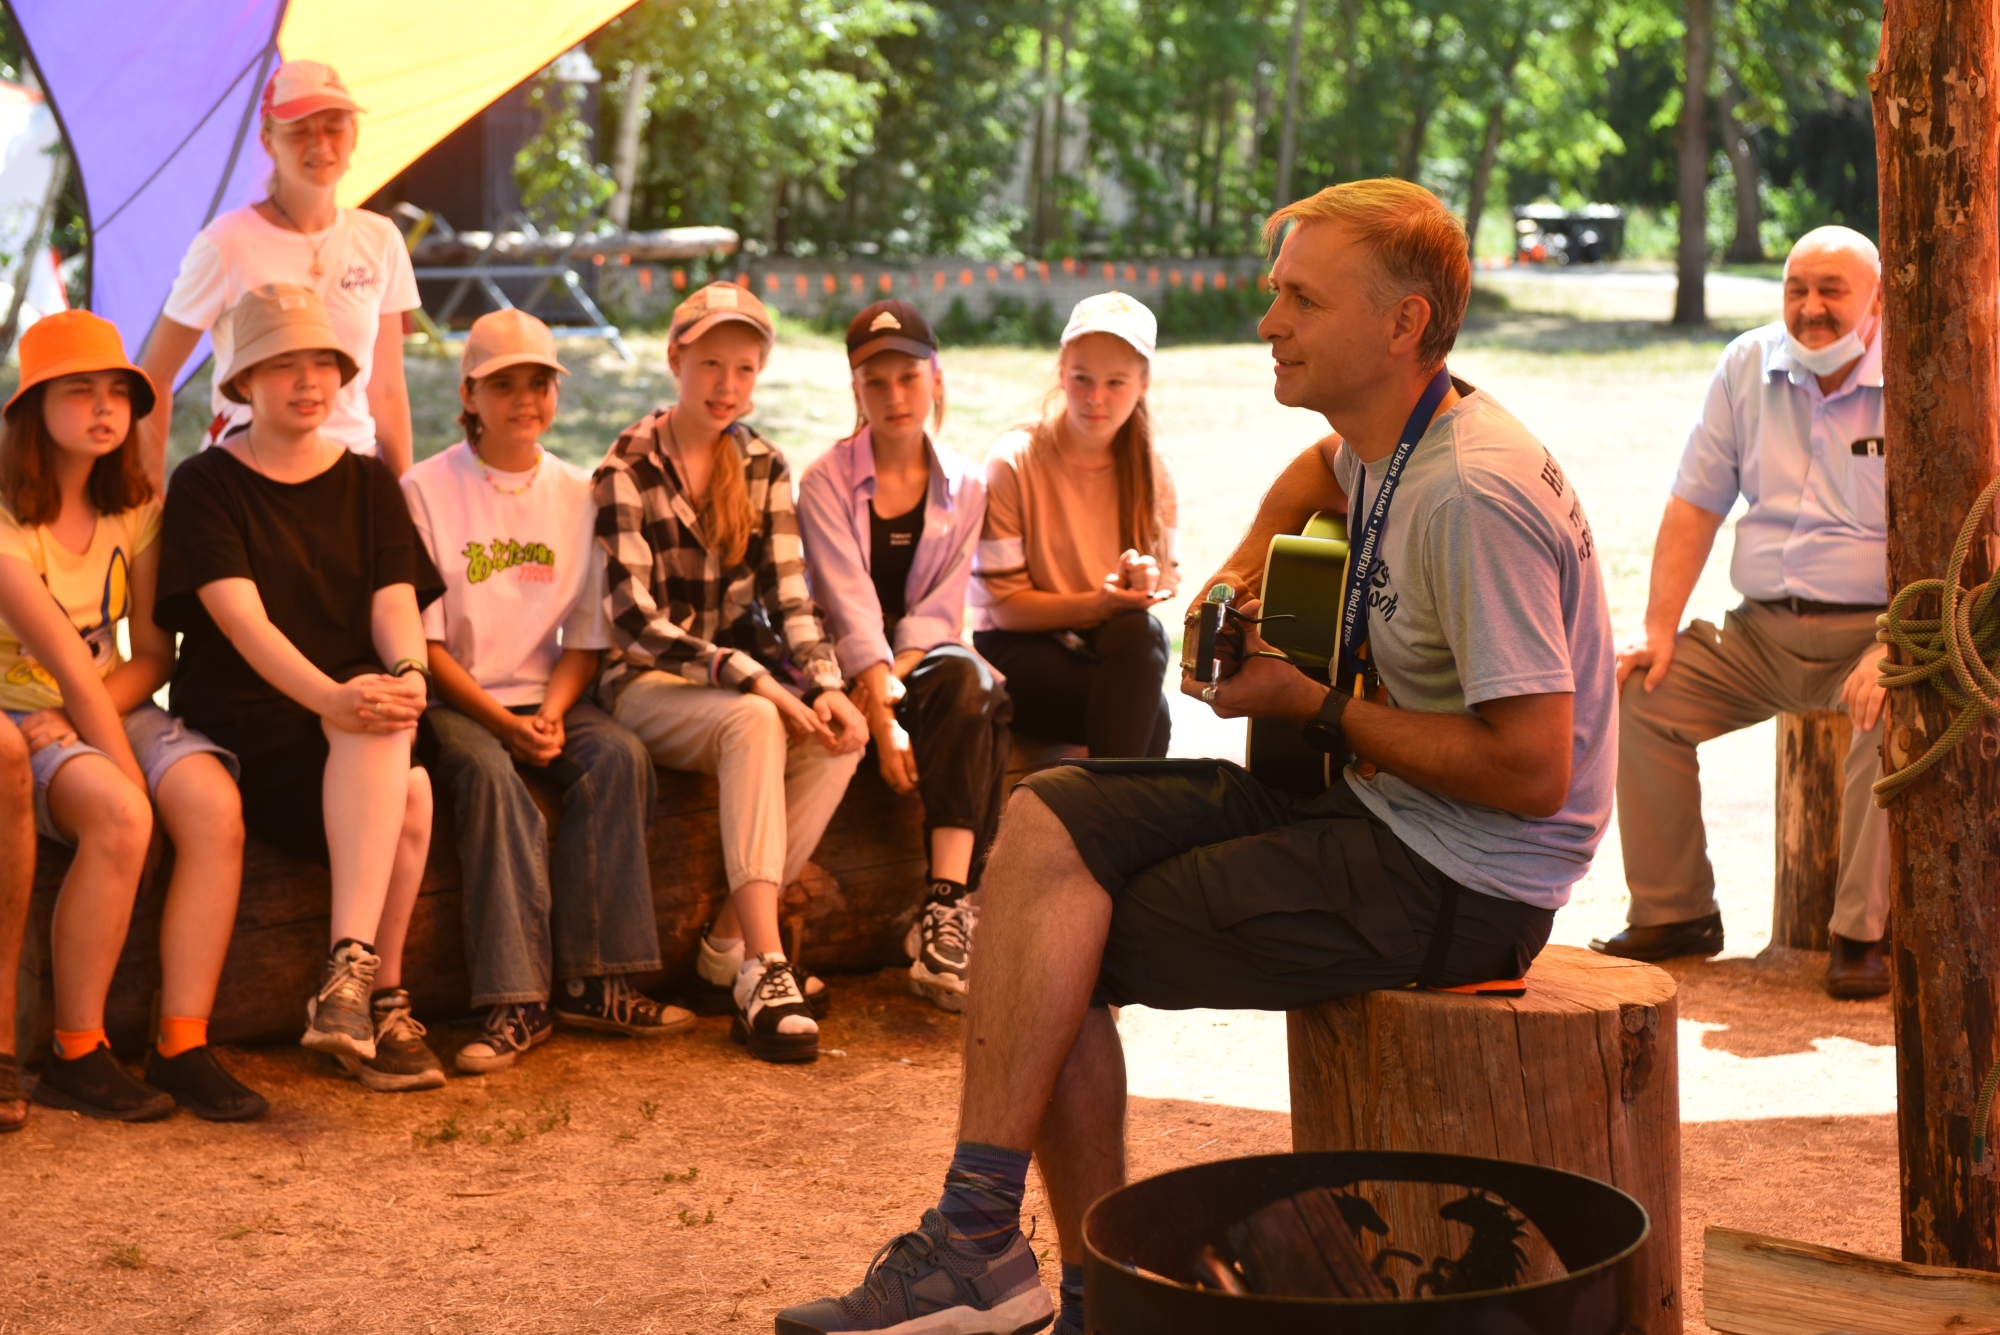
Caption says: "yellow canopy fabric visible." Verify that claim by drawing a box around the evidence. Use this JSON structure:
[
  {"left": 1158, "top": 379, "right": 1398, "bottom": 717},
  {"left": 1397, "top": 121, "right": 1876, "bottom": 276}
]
[{"left": 279, "top": 0, "right": 638, "bottom": 207}]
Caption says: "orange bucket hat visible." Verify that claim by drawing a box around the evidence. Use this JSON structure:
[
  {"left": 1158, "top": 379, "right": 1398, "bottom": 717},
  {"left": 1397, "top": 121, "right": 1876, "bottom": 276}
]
[{"left": 4, "top": 310, "right": 157, "bottom": 419}]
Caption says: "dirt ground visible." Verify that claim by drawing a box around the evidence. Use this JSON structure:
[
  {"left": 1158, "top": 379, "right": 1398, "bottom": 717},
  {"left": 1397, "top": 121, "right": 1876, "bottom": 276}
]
[{"left": 7, "top": 270, "right": 1908, "bottom": 1331}]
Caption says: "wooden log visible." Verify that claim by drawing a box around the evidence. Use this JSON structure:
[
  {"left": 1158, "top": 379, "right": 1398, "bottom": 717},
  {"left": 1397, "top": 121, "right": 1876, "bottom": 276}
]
[
  {"left": 1287, "top": 944, "right": 1680, "bottom": 1332},
  {"left": 1704, "top": 1225, "right": 2000, "bottom": 1335},
  {"left": 18, "top": 758, "right": 928, "bottom": 1060},
  {"left": 1873, "top": 0, "right": 2000, "bottom": 1269},
  {"left": 1773, "top": 709, "right": 1851, "bottom": 951}
]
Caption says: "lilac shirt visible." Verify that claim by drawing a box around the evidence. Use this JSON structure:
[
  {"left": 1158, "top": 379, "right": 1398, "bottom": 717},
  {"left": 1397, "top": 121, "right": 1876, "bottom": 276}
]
[
  {"left": 797, "top": 429, "right": 988, "bottom": 678},
  {"left": 1672, "top": 321, "right": 1886, "bottom": 605}
]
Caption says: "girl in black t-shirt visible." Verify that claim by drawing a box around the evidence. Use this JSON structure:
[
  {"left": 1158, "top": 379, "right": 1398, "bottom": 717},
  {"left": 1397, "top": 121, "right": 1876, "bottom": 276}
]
[{"left": 157, "top": 285, "right": 445, "bottom": 1094}]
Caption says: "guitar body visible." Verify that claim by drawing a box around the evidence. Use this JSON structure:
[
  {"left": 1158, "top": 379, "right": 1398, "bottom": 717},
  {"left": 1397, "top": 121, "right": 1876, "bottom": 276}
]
[{"left": 1244, "top": 512, "right": 1351, "bottom": 795}]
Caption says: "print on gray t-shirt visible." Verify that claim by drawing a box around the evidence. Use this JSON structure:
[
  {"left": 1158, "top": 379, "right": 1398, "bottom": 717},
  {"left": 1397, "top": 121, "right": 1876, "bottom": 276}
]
[{"left": 1331, "top": 383, "right": 1616, "bottom": 911}]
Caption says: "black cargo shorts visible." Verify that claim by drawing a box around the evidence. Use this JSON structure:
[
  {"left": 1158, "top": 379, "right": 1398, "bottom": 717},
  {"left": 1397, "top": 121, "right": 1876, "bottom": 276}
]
[{"left": 1018, "top": 759, "right": 1555, "bottom": 1011}]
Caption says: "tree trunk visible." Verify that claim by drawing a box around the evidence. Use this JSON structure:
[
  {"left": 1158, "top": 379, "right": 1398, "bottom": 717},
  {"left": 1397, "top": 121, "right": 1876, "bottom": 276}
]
[
  {"left": 1026, "top": 18, "right": 1052, "bottom": 254},
  {"left": 1873, "top": 0, "right": 2000, "bottom": 1270},
  {"left": 1396, "top": 21, "right": 1445, "bottom": 181},
  {"left": 1047, "top": 4, "right": 1073, "bottom": 250},
  {"left": 1465, "top": 22, "right": 1527, "bottom": 264},
  {"left": 1718, "top": 69, "right": 1764, "bottom": 264},
  {"left": 606, "top": 63, "right": 651, "bottom": 231},
  {"left": 1289, "top": 946, "right": 1682, "bottom": 1331},
  {"left": 1275, "top": 0, "right": 1310, "bottom": 206},
  {"left": 1672, "top": 0, "right": 1713, "bottom": 324},
  {"left": 1774, "top": 711, "right": 1850, "bottom": 951}
]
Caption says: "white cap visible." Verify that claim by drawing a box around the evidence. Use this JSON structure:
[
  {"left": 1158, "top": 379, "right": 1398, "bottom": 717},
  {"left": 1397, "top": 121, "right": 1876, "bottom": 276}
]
[{"left": 1061, "top": 291, "right": 1157, "bottom": 361}]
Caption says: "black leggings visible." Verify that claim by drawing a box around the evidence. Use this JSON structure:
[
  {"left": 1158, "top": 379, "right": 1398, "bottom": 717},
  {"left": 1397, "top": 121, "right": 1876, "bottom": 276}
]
[
  {"left": 974, "top": 609, "right": 1171, "bottom": 759},
  {"left": 895, "top": 644, "right": 1013, "bottom": 887}
]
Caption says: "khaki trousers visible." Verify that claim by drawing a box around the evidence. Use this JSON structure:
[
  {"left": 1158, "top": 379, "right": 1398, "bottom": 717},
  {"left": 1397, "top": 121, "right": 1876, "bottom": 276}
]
[
  {"left": 611, "top": 672, "right": 862, "bottom": 891},
  {"left": 1617, "top": 600, "right": 1889, "bottom": 941}
]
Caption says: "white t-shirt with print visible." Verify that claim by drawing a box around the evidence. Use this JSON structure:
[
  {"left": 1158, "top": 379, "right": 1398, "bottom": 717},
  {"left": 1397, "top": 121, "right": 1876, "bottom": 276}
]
[
  {"left": 161, "top": 204, "right": 421, "bottom": 456},
  {"left": 401, "top": 443, "right": 612, "bottom": 708}
]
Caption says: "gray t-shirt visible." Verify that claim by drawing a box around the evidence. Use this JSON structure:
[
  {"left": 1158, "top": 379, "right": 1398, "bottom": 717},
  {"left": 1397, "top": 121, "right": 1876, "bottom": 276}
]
[{"left": 1331, "top": 384, "right": 1615, "bottom": 910}]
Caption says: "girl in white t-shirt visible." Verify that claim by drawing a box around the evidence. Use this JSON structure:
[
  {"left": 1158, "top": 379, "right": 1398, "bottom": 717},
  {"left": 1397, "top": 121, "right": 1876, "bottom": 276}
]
[
  {"left": 401, "top": 310, "right": 691, "bottom": 1073},
  {"left": 0, "top": 312, "right": 256, "bottom": 1124},
  {"left": 139, "top": 60, "right": 419, "bottom": 481}
]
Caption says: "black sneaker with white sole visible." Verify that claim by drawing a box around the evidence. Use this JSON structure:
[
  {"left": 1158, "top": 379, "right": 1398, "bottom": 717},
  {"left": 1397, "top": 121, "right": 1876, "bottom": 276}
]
[
  {"left": 32, "top": 1044, "right": 176, "bottom": 1122},
  {"left": 455, "top": 1001, "right": 555, "bottom": 1074},
  {"left": 731, "top": 953, "right": 818, "bottom": 1063},
  {"left": 693, "top": 933, "right": 830, "bottom": 1018},
  {"left": 337, "top": 989, "right": 446, "bottom": 1092},
  {"left": 905, "top": 889, "right": 976, "bottom": 1013},
  {"left": 302, "top": 940, "right": 380, "bottom": 1062},
  {"left": 554, "top": 975, "right": 696, "bottom": 1037},
  {"left": 775, "top": 1208, "right": 1053, "bottom": 1334}
]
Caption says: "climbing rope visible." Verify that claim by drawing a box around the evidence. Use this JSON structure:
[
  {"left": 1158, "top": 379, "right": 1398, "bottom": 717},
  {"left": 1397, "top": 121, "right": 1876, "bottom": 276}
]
[{"left": 1871, "top": 474, "right": 2000, "bottom": 804}]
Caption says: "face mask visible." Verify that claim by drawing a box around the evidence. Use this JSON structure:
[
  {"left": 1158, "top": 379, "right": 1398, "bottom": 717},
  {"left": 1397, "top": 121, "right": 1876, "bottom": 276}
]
[{"left": 1784, "top": 313, "right": 1875, "bottom": 376}]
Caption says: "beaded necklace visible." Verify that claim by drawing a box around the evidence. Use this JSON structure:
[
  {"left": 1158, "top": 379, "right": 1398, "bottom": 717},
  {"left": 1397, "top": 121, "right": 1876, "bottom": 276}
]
[{"left": 473, "top": 443, "right": 543, "bottom": 495}]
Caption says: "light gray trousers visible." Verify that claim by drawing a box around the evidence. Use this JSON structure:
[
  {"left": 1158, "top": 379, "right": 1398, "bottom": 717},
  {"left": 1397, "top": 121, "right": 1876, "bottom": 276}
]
[{"left": 1616, "top": 599, "right": 1889, "bottom": 942}]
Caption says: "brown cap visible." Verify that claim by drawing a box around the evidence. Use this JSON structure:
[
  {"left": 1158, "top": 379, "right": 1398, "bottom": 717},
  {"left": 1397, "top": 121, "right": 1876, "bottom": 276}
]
[
  {"left": 669, "top": 281, "right": 773, "bottom": 350},
  {"left": 461, "top": 308, "right": 568, "bottom": 381},
  {"left": 845, "top": 300, "right": 937, "bottom": 368},
  {"left": 217, "top": 284, "right": 358, "bottom": 404},
  {"left": 4, "top": 310, "right": 156, "bottom": 419}
]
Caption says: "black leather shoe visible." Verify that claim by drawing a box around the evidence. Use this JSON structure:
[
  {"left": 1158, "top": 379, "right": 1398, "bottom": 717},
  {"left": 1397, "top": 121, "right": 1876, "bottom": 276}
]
[
  {"left": 146, "top": 1045, "right": 269, "bottom": 1121},
  {"left": 1589, "top": 913, "right": 1725, "bottom": 961},
  {"left": 1826, "top": 935, "right": 1891, "bottom": 999}
]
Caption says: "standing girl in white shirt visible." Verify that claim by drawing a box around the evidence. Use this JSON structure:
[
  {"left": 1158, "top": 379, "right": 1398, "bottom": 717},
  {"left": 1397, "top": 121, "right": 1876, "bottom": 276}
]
[{"left": 138, "top": 61, "right": 420, "bottom": 481}]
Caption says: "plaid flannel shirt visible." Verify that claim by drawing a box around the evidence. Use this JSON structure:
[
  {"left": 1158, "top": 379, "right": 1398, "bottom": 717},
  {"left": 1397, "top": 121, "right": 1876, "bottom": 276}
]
[{"left": 593, "top": 411, "right": 843, "bottom": 700}]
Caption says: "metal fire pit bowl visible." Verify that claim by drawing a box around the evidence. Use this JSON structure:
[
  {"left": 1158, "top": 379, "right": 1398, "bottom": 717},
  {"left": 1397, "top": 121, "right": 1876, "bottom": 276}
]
[{"left": 1082, "top": 1150, "right": 1650, "bottom": 1334}]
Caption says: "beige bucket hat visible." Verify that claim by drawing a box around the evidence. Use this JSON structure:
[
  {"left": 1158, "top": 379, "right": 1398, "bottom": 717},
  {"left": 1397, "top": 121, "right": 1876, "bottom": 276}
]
[
  {"left": 218, "top": 284, "right": 358, "bottom": 404},
  {"left": 460, "top": 308, "right": 568, "bottom": 381}
]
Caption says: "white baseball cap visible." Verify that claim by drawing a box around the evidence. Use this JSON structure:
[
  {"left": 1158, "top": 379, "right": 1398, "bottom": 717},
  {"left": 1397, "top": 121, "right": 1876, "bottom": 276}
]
[{"left": 1061, "top": 291, "right": 1157, "bottom": 361}]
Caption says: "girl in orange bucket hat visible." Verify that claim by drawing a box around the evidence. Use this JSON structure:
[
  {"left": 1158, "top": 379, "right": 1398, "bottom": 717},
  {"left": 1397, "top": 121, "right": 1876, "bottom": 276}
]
[{"left": 0, "top": 310, "right": 262, "bottom": 1123}]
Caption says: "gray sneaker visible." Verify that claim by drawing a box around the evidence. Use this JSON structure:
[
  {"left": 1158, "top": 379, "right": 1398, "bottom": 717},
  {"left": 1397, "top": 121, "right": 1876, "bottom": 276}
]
[
  {"left": 905, "top": 892, "right": 976, "bottom": 1013},
  {"left": 775, "top": 1208, "right": 1052, "bottom": 1334},
  {"left": 337, "top": 989, "right": 446, "bottom": 1092},
  {"left": 302, "top": 941, "right": 380, "bottom": 1061}
]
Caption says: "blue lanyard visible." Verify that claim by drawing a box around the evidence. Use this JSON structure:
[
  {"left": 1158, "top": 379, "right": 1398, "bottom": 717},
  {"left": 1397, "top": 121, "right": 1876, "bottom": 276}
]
[{"left": 1338, "top": 365, "right": 1453, "bottom": 692}]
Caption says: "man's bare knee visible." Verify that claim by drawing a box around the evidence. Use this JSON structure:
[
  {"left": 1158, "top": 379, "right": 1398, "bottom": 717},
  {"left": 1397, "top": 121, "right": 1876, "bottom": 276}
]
[{"left": 990, "top": 787, "right": 1092, "bottom": 887}]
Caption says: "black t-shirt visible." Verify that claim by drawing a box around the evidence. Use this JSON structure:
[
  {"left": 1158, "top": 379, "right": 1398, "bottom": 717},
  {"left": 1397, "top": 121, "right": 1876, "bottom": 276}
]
[
  {"left": 869, "top": 497, "right": 924, "bottom": 624},
  {"left": 156, "top": 447, "right": 443, "bottom": 759}
]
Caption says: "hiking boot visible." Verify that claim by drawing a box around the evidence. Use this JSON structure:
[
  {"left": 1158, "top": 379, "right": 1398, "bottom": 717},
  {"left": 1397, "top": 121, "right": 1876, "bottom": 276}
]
[
  {"left": 905, "top": 888, "right": 977, "bottom": 1013},
  {"left": 554, "top": 975, "right": 696, "bottom": 1038},
  {"left": 694, "top": 932, "right": 829, "bottom": 1018},
  {"left": 776, "top": 1208, "right": 1053, "bottom": 1334},
  {"left": 1588, "top": 913, "right": 1724, "bottom": 962},
  {"left": 145, "top": 1045, "right": 268, "bottom": 1121},
  {"left": 0, "top": 1053, "right": 26, "bottom": 1134},
  {"left": 336, "top": 989, "right": 446, "bottom": 1092},
  {"left": 732, "top": 953, "right": 818, "bottom": 1064},
  {"left": 455, "top": 1001, "right": 554, "bottom": 1074},
  {"left": 31, "top": 1043, "right": 175, "bottom": 1122},
  {"left": 302, "top": 940, "right": 380, "bottom": 1061}
]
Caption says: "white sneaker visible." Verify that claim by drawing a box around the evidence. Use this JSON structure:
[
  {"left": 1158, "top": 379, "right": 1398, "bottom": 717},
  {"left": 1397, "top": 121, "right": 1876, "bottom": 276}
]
[
  {"left": 905, "top": 891, "right": 977, "bottom": 1013},
  {"left": 700, "top": 932, "right": 828, "bottom": 1016},
  {"left": 731, "top": 953, "right": 818, "bottom": 1064}
]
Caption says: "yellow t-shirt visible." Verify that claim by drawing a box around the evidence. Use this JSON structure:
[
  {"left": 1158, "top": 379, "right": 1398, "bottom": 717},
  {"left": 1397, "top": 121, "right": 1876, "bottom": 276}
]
[{"left": 0, "top": 499, "right": 162, "bottom": 711}]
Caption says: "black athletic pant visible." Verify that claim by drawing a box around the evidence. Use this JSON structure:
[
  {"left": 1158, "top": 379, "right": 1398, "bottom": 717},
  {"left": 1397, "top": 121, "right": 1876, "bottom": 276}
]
[
  {"left": 895, "top": 644, "right": 1014, "bottom": 888},
  {"left": 973, "top": 609, "right": 1171, "bottom": 759}
]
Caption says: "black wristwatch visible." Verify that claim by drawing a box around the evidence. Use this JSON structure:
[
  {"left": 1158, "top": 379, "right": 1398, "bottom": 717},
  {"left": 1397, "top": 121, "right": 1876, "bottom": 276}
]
[{"left": 1300, "top": 687, "right": 1351, "bottom": 755}]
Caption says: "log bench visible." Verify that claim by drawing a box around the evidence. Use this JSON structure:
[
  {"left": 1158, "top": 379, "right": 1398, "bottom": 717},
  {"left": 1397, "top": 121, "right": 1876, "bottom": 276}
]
[
  {"left": 1773, "top": 709, "right": 1853, "bottom": 951},
  {"left": 1287, "top": 944, "right": 1681, "bottom": 1333}
]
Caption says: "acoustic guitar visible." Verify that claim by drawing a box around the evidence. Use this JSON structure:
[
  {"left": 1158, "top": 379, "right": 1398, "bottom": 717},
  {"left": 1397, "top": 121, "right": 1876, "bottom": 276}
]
[{"left": 1185, "top": 512, "right": 1354, "bottom": 795}]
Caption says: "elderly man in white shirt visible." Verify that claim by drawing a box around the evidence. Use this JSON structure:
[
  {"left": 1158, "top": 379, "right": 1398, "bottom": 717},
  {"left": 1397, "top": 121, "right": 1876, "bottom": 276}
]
[{"left": 1592, "top": 226, "right": 1890, "bottom": 998}]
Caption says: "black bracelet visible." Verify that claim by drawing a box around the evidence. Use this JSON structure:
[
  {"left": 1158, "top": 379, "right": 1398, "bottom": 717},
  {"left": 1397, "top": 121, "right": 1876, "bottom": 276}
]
[
  {"left": 391, "top": 657, "right": 429, "bottom": 680},
  {"left": 1300, "top": 687, "right": 1351, "bottom": 755}
]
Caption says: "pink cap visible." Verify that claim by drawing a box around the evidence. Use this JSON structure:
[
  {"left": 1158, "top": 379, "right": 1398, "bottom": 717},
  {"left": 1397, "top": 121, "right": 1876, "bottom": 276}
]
[{"left": 261, "top": 61, "right": 364, "bottom": 123}]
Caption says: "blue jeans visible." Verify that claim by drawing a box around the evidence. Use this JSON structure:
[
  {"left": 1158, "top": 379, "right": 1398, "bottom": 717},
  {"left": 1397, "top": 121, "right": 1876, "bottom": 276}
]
[{"left": 429, "top": 699, "right": 660, "bottom": 1007}]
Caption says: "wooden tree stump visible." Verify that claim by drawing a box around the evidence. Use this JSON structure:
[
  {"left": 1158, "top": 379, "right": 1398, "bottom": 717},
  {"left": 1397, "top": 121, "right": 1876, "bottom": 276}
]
[
  {"left": 1774, "top": 710, "right": 1851, "bottom": 951},
  {"left": 1287, "top": 944, "right": 1680, "bottom": 1332}
]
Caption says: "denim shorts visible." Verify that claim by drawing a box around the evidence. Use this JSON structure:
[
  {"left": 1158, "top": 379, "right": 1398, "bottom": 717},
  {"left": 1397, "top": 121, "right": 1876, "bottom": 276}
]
[{"left": 7, "top": 703, "right": 239, "bottom": 844}]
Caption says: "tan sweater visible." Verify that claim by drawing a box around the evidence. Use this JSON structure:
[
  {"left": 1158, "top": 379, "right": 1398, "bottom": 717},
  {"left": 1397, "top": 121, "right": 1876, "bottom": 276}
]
[{"left": 969, "top": 426, "right": 1180, "bottom": 631}]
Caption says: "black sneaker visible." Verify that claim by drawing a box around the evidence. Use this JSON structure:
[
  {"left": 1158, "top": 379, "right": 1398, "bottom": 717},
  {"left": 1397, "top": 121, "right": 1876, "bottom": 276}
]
[
  {"left": 303, "top": 940, "right": 380, "bottom": 1061},
  {"left": 693, "top": 932, "right": 830, "bottom": 1018},
  {"left": 731, "top": 954, "right": 818, "bottom": 1064},
  {"left": 145, "top": 1045, "right": 269, "bottom": 1121},
  {"left": 554, "top": 975, "right": 696, "bottom": 1037},
  {"left": 336, "top": 989, "right": 446, "bottom": 1092},
  {"left": 455, "top": 1001, "right": 555, "bottom": 1074},
  {"left": 31, "top": 1043, "right": 175, "bottom": 1122},
  {"left": 776, "top": 1208, "right": 1053, "bottom": 1334},
  {"left": 905, "top": 888, "right": 977, "bottom": 1013}
]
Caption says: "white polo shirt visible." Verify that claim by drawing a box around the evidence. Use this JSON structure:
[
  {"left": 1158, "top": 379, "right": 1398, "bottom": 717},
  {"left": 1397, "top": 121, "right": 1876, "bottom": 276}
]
[{"left": 1671, "top": 320, "right": 1885, "bottom": 605}]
